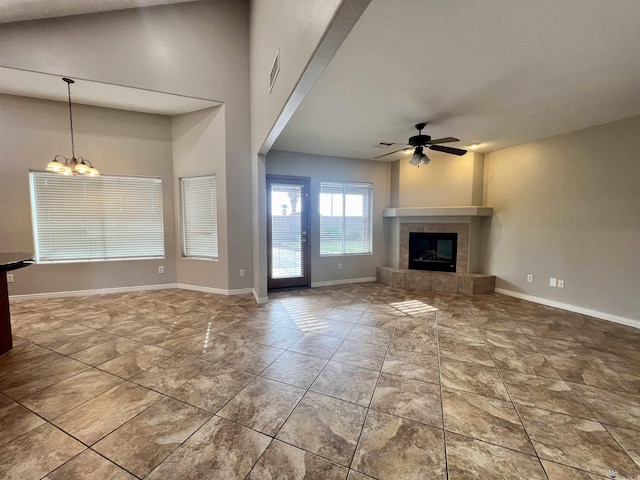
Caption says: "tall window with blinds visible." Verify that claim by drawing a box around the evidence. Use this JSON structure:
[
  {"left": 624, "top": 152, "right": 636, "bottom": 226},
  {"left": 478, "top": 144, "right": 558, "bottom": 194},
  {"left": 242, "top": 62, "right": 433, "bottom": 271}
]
[
  {"left": 180, "top": 175, "right": 218, "bottom": 260},
  {"left": 319, "top": 182, "right": 373, "bottom": 256},
  {"left": 29, "top": 172, "right": 165, "bottom": 263}
]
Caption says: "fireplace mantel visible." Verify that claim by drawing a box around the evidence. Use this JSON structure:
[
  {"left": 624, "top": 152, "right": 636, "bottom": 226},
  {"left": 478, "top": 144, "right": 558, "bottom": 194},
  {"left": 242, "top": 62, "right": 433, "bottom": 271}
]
[
  {"left": 384, "top": 209, "right": 491, "bottom": 273},
  {"left": 383, "top": 206, "right": 493, "bottom": 218}
]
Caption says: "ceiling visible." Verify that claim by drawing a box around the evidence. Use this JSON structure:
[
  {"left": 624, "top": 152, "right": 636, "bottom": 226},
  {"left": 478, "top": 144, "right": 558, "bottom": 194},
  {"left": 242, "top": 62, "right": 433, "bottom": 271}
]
[
  {"left": 273, "top": 0, "right": 640, "bottom": 161},
  {"left": 1, "top": 1, "right": 638, "bottom": 156},
  {"left": 0, "top": 1, "right": 220, "bottom": 115},
  {"left": 0, "top": 0, "right": 198, "bottom": 24},
  {"left": 0, "top": 67, "right": 221, "bottom": 116}
]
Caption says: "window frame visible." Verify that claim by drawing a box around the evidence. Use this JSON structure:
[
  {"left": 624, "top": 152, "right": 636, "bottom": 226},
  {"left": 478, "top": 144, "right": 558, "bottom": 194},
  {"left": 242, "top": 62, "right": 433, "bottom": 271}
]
[
  {"left": 319, "top": 181, "right": 373, "bottom": 257},
  {"left": 179, "top": 174, "right": 219, "bottom": 261},
  {"left": 29, "top": 171, "right": 165, "bottom": 264}
]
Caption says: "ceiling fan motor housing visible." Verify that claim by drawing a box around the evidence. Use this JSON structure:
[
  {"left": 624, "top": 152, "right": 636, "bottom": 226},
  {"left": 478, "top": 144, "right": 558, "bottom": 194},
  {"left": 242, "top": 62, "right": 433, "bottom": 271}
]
[{"left": 409, "top": 134, "right": 431, "bottom": 146}]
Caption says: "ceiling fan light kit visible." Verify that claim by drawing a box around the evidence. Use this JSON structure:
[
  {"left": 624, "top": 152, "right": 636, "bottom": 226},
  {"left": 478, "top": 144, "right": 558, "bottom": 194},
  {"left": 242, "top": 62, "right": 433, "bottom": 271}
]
[
  {"left": 375, "top": 122, "right": 468, "bottom": 166},
  {"left": 45, "top": 77, "right": 100, "bottom": 177},
  {"left": 410, "top": 146, "right": 431, "bottom": 167}
]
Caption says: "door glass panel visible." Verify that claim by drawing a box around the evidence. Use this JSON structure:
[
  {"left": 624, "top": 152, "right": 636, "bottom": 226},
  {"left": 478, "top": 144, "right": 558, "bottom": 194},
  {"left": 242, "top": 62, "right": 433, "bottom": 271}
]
[{"left": 270, "top": 183, "right": 304, "bottom": 279}]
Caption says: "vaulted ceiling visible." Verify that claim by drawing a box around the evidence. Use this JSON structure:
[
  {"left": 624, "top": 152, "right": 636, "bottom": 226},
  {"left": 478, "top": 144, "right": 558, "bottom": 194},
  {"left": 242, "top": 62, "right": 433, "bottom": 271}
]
[
  {"left": 0, "top": 0, "right": 198, "bottom": 24},
  {"left": 273, "top": 0, "right": 640, "bottom": 160},
  {"left": 2, "top": 0, "right": 638, "bottom": 162}
]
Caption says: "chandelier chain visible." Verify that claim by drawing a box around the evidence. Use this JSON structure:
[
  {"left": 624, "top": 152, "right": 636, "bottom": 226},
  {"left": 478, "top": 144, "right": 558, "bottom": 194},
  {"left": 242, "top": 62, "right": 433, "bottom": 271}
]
[{"left": 67, "top": 80, "right": 75, "bottom": 160}]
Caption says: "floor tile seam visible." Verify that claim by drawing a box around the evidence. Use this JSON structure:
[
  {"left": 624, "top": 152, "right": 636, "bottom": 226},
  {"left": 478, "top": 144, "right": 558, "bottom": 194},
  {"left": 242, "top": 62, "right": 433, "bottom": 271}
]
[
  {"left": 222, "top": 346, "right": 289, "bottom": 377},
  {"left": 585, "top": 349, "right": 640, "bottom": 371},
  {"left": 544, "top": 363, "right": 638, "bottom": 396},
  {"left": 38, "top": 415, "right": 97, "bottom": 450},
  {"left": 127, "top": 373, "right": 207, "bottom": 407},
  {"left": 481, "top": 337, "right": 540, "bottom": 461},
  {"left": 435, "top": 316, "right": 451, "bottom": 480},
  {"left": 52, "top": 386, "right": 169, "bottom": 449},
  {"left": 38, "top": 445, "right": 92, "bottom": 480},
  {"left": 90, "top": 413, "right": 204, "bottom": 480},
  {"left": 600, "top": 423, "right": 640, "bottom": 474},
  {"left": 492, "top": 364, "right": 564, "bottom": 383},
  {"left": 87, "top": 447, "right": 143, "bottom": 480},
  {"left": 15, "top": 374, "right": 129, "bottom": 424},
  {"left": 566, "top": 387, "right": 640, "bottom": 432},
  {"left": 540, "top": 458, "right": 629, "bottom": 480},
  {"left": 509, "top": 398, "right": 600, "bottom": 423},
  {"left": 240, "top": 390, "right": 352, "bottom": 478},
  {"left": 149, "top": 374, "right": 246, "bottom": 416},
  {"left": 366, "top": 404, "right": 443, "bottom": 431},
  {"left": 329, "top": 353, "right": 385, "bottom": 372},
  {"left": 137, "top": 412, "right": 227, "bottom": 479},
  {"left": 442, "top": 428, "right": 544, "bottom": 460},
  {"left": 0, "top": 362, "right": 94, "bottom": 403},
  {"left": 0, "top": 399, "right": 57, "bottom": 448},
  {"left": 346, "top": 322, "right": 398, "bottom": 473},
  {"left": 308, "top": 329, "right": 365, "bottom": 397},
  {"left": 232, "top": 373, "right": 309, "bottom": 398}
]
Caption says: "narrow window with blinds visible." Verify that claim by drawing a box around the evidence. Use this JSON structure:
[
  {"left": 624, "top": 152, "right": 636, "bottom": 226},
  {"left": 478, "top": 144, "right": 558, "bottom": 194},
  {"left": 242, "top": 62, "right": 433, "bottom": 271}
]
[
  {"left": 180, "top": 175, "right": 218, "bottom": 260},
  {"left": 319, "top": 182, "right": 373, "bottom": 256},
  {"left": 29, "top": 172, "right": 165, "bottom": 263}
]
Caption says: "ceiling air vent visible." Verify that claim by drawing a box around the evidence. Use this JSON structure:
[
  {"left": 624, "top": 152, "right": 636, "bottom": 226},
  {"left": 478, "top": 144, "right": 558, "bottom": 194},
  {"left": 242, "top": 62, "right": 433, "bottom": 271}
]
[
  {"left": 269, "top": 49, "right": 280, "bottom": 93},
  {"left": 373, "top": 142, "right": 393, "bottom": 148}
]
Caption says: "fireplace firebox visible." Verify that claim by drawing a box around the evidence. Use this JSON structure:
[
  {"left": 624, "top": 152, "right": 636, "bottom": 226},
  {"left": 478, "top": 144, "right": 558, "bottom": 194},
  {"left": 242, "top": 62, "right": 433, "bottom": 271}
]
[{"left": 408, "top": 232, "right": 457, "bottom": 272}]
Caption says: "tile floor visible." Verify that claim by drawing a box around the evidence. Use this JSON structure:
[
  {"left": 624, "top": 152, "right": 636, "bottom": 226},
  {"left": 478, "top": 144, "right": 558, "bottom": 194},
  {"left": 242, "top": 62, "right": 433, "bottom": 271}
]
[{"left": 1, "top": 283, "right": 639, "bottom": 479}]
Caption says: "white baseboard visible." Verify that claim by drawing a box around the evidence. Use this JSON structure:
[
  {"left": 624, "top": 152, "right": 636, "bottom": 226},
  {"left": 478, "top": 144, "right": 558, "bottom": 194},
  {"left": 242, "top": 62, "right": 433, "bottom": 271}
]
[
  {"left": 253, "top": 289, "right": 269, "bottom": 304},
  {"left": 176, "top": 283, "right": 253, "bottom": 296},
  {"left": 495, "top": 288, "right": 639, "bottom": 330},
  {"left": 9, "top": 283, "right": 178, "bottom": 302},
  {"left": 10, "top": 283, "right": 255, "bottom": 302},
  {"left": 311, "top": 277, "right": 377, "bottom": 288}
]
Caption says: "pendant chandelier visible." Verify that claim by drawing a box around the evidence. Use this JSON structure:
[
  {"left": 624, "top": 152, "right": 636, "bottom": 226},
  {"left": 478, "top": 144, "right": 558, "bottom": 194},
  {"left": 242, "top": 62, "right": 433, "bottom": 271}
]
[{"left": 46, "top": 77, "right": 99, "bottom": 176}]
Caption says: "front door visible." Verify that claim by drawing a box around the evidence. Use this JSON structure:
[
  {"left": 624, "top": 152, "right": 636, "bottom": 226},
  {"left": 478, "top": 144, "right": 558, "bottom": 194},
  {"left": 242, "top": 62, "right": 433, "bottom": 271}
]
[{"left": 267, "top": 175, "right": 310, "bottom": 289}]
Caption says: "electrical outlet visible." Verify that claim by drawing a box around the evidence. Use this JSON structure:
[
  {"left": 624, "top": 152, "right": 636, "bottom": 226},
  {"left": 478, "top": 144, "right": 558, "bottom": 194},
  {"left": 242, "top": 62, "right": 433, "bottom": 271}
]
[
  {"left": 158, "top": 266, "right": 164, "bottom": 274},
  {"left": 7, "top": 273, "right": 14, "bottom": 283},
  {"left": 239, "top": 269, "right": 245, "bottom": 277},
  {"left": 526, "top": 274, "right": 534, "bottom": 283},
  {"left": 549, "top": 277, "right": 557, "bottom": 287},
  {"left": 557, "top": 279, "right": 565, "bottom": 288},
  {"left": 338, "top": 263, "right": 343, "bottom": 270}
]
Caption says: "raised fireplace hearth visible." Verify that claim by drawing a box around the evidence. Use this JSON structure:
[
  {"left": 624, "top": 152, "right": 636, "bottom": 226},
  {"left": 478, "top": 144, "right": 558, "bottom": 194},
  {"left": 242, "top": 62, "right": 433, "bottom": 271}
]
[
  {"left": 380, "top": 207, "right": 495, "bottom": 294},
  {"left": 409, "top": 232, "right": 457, "bottom": 272}
]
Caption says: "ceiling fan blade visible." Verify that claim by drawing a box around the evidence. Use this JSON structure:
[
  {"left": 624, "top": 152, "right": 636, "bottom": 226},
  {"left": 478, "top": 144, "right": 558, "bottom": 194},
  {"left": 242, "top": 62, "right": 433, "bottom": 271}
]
[
  {"left": 428, "top": 144, "right": 467, "bottom": 156},
  {"left": 374, "top": 147, "right": 411, "bottom": 159},
  {"left": 427, "top": 136, "right": 459, "bottom": 145}
]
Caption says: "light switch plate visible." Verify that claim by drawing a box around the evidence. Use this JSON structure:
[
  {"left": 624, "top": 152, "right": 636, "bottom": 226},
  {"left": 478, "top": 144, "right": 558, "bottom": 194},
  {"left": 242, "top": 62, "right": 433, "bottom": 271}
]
[{"left": 549, "top": 277, "right": 557, "bottom": 287}]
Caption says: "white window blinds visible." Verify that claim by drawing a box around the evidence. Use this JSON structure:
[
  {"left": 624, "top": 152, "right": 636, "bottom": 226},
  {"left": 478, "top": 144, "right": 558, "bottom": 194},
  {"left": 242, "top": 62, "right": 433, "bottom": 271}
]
[
  {"left": 320, "top": 182, "right": 373, "bottom": 256},
  {"left": 180, "top": 175, "right": 218, "bottom": 260},
  {"left": 29, "top": 172, "right": 165, "bottom": 263}
]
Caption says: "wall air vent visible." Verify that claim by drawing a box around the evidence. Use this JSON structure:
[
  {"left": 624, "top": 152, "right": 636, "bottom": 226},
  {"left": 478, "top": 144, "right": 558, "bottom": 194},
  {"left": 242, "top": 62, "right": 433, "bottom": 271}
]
[{"left": 269, "top": 49, "right": 280, "bottom": 93}]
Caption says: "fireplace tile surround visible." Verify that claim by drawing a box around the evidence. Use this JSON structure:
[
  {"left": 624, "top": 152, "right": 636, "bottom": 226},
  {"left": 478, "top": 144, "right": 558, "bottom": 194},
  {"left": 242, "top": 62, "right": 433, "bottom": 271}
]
[
  {"left": 400, "top": 223, "right": 469, "bottom": 273},
  {"left": 382, "top": 208, "right": 495, "bottom": 295}
]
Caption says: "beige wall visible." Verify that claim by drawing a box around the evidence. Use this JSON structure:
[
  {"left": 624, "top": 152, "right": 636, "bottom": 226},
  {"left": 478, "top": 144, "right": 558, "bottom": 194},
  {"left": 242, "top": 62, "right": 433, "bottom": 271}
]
[
  {"left": 0, "top": 0, "right": 253, "bottom": 294},
  {"left": 249, "top": 0, "right": 343, "bottom": 299},
  {"left": 249, "top": 0, "right": 343, "bottom": 156},
  {"left": 172, "top": 106, "right": 231, "bottom": 291},
  {"left": 482, "top": 116, "right": 640, "bottom": 320},
  {"left": 0, "top": 94, "right": 175, "bottom": 295},
  {"left": 249, "top": 0, "right": 369, "bottom": 299},
  {"left": 266, "top": 150, "right": 389, "bottom": 284},
  {"left": 391, "top": 152, "right": 484, "bottom": 207}
]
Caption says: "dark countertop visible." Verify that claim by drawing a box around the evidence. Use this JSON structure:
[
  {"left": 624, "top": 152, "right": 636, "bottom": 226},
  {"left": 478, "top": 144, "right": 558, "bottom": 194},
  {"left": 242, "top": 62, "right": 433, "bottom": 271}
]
[{"left": 0, "top": 252, "right": 34, "bottom": 272}]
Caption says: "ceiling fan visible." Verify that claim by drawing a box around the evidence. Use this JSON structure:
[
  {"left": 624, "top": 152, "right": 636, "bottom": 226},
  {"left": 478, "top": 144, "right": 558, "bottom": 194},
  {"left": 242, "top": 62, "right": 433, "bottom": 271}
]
[{"left": 375, "top": 122, "right": 467, "bottom": 167}]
